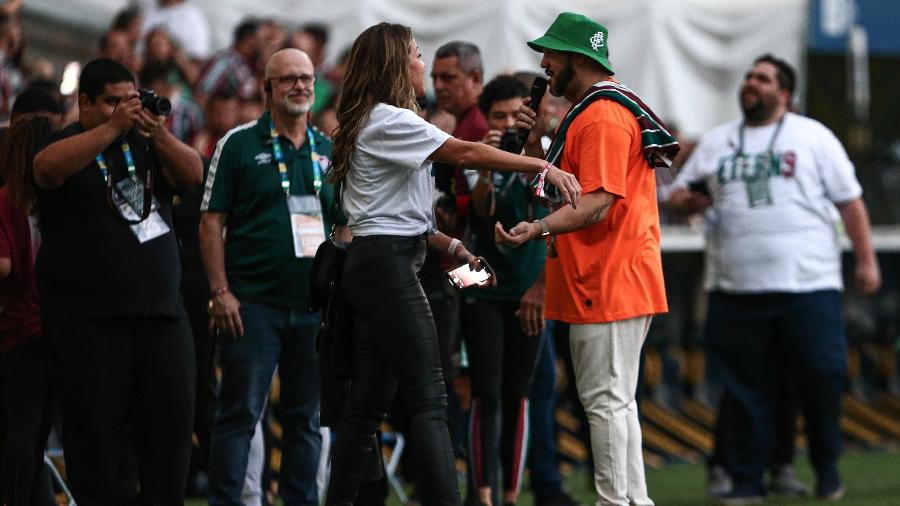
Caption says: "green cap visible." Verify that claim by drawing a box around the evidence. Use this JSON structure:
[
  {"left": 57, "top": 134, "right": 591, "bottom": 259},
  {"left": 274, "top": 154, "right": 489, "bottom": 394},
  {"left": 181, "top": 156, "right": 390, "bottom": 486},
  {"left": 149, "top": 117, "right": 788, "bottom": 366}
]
[{"left": 528, "top": 12, "right": 614, "bottom": 75}]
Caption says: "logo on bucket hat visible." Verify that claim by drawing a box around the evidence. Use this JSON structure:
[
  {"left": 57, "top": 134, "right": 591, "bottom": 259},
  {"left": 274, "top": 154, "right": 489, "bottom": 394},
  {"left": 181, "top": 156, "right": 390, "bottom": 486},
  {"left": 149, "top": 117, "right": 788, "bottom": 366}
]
[
  {"left": 528, "top": 12, "right": 614, "bottom": 75},
  {"left": 590, "top": 32, "right": 605, "bottom": 51}
]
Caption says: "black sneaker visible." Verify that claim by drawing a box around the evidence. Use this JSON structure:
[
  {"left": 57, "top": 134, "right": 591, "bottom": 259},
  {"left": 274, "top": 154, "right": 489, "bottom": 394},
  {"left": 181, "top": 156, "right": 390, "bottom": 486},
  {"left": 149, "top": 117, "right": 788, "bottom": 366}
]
[
  {"left": 535, "top": 491, "right": 577, "bottom": 506},
  {"left": 712, "top": 483, "right": 766, "bottom": 506},
  {"left": 817, "top": 477, "right": 846, "bottom": 501},
  {"left": 816, "top": 467, "right": 845, "bottom": 501}
]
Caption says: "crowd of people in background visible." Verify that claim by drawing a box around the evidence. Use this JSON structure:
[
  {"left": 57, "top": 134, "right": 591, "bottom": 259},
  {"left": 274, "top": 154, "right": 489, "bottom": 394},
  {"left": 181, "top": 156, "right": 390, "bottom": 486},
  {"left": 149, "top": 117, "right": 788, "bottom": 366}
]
[
  {"left": 0, "top": 1, "right": 883, "bottom": 506},
  {"left": 0, "top": 3, "right": 586, "bottom": 505}
]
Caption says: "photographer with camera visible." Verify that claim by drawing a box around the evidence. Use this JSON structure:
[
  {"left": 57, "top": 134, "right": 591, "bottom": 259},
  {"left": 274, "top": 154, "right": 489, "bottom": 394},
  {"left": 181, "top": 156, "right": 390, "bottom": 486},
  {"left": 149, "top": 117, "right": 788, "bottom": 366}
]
[
  {"left": 461, "top": 74, "right": 548, "bottom": 506},
  {"left": 32, "top": 58, "right": 202, "bottom": 504}
]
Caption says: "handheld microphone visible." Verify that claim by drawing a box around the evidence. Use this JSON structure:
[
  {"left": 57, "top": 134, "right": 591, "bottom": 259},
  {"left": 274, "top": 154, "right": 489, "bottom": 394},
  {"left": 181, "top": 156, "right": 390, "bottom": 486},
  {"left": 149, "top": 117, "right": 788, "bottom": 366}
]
[{"left": 516, "top": 76, "right": 549, "bottom": 152}]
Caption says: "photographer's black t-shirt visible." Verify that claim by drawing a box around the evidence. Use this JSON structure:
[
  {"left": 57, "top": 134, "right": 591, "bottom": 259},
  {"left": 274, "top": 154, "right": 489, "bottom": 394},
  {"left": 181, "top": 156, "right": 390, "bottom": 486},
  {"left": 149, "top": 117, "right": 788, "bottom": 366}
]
[{"left": 35, "top": 122, "right": 182, "bottom": 321}]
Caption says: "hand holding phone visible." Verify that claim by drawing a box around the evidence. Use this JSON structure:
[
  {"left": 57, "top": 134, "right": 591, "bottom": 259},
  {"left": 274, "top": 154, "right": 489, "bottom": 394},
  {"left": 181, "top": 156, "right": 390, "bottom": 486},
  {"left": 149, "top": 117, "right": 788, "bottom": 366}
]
[{"left": 445, "top": 257, "right": 495, "bottom": 289}]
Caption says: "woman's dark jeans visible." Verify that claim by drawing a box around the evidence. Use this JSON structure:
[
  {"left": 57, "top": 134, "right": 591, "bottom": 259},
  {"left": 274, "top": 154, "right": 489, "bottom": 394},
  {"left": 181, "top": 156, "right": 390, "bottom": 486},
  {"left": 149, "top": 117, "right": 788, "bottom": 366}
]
[{"left": 326, "top": 235, "right": 460, "bottom": 505}]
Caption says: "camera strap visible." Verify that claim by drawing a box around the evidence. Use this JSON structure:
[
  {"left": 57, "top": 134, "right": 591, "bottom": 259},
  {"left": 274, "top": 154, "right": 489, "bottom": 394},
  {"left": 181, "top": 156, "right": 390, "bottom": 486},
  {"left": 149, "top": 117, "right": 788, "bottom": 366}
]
[{"left": 97, "top": 139, "right": 153, "bottom": 224}]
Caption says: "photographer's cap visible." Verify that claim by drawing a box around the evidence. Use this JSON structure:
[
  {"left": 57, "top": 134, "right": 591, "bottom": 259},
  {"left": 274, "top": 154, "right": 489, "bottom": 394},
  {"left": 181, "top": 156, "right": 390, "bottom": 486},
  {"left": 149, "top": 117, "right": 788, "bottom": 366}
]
[{"left": 528, "top": 12, "right": 614, "bottom": 75}]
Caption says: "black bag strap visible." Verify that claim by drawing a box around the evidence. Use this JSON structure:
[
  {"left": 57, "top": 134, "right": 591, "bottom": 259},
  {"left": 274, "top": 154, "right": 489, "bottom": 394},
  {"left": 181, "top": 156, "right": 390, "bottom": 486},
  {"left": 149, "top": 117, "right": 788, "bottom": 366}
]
[{"left": 328, "top": 178, "right": 344, "bottom": 240}]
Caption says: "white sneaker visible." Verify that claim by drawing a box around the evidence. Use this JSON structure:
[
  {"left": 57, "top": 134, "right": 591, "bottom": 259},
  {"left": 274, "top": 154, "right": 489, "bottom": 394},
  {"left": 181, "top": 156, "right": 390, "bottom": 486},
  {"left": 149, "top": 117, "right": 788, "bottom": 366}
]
[
  {"left": 707, "top": 465, "right": 733, "bottom": 497},
  {"left": 769, "top": 464, "right": 810, "bottom": 497}
]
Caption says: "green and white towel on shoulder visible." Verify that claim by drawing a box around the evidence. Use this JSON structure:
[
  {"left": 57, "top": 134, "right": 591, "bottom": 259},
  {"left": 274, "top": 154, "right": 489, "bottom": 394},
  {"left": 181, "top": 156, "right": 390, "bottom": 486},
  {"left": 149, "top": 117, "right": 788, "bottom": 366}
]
[{"left": 533, "top": 80, "right": 680, "bottom": 204}]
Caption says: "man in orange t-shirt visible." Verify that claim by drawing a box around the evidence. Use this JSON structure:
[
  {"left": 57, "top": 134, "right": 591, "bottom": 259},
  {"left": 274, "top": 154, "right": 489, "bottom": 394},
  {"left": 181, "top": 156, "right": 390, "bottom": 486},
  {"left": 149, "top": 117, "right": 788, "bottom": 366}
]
[{"left": 497, "top": 12, "right": 676, "bottom": 506}]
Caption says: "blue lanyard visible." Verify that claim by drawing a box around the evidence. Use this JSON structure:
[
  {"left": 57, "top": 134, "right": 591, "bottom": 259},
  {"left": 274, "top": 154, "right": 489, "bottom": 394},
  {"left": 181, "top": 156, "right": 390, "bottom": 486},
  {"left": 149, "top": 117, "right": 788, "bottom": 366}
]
[
  {"left": 269, "top": 120, "right": 323, "bottom": 196},
  {"left": 95, "top": 140, "right": 136, "bottom": 181}
]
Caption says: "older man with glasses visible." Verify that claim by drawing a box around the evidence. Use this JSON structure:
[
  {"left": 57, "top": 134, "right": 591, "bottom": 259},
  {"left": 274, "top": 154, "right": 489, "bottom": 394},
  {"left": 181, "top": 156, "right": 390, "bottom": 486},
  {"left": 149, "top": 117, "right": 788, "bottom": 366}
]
[{"left": 200, "top": 48, "right": 346, "bottom": 506}]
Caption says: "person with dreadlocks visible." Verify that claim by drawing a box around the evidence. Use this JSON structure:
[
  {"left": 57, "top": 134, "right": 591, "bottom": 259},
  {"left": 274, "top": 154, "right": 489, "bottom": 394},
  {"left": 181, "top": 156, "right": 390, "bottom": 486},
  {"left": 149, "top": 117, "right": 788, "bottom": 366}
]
[{"left": 496, "top": 12, "right": 679, "bottom": 506}]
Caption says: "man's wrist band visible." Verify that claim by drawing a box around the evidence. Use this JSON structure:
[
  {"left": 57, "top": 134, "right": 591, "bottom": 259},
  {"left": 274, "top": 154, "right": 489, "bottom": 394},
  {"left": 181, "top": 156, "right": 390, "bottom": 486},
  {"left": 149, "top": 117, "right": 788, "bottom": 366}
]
[
  {"left": 534, "top": 219, "right": 551, "bottom": 237},
  {"left": 448, "top": 238, "right": 462, "bottom": 256}
]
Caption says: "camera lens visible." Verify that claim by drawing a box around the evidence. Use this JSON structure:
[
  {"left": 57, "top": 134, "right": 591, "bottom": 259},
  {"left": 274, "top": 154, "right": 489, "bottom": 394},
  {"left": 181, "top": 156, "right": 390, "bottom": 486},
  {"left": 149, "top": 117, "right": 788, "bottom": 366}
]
[
  {"left": 151, "top": 96, "right": 172, "bottom": 117},
  {"left": 138, "top": 89, "right": 172, "bottom": 117}
]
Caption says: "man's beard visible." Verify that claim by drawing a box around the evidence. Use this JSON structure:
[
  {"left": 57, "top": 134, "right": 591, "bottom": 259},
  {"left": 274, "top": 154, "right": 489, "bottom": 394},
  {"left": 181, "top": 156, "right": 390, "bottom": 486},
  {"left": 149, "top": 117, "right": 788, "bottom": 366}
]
[
  {"left": 282, "top": 94, "right": 312, "bottom": 116},
  {"left": 550, "top": 60, "right": 575, "bottom": 97},
  {"left": 741, "top": 91, "right": 777, "bottom": 124}
]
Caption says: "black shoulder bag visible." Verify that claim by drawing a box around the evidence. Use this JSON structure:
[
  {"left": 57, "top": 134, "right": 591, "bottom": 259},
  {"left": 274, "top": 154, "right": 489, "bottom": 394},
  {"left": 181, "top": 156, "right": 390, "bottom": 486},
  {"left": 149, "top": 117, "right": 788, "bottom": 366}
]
[{"left": 309, "top": 180, "right": 354, "bottom": 427}]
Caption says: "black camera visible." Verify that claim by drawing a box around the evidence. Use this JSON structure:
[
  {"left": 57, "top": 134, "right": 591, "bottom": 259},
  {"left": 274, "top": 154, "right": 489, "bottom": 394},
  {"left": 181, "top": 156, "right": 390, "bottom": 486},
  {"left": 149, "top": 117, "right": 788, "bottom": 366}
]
[
  {"left": 138, "top": 88, "right": 172, "bottom": 117},
  {"left": 499, "top": 129, "right": 520, "bottom": 153}
]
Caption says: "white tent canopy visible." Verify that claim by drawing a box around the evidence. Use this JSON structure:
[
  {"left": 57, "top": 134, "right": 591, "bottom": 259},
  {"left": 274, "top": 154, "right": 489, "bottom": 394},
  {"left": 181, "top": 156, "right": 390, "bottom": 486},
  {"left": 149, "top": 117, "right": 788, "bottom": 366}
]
[{"left": 25, "top": 0, "right": 806, "bottom": 137}]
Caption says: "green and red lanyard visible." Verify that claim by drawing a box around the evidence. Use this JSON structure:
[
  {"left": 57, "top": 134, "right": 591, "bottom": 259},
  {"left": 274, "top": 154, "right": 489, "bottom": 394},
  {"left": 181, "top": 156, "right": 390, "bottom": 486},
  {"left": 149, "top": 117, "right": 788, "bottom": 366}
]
[
  {"left": 270, "top": 120, "right": 322, "bottom": 197},
  {"left": 96, "top": 139, "right": 153, "bottom": 223}
]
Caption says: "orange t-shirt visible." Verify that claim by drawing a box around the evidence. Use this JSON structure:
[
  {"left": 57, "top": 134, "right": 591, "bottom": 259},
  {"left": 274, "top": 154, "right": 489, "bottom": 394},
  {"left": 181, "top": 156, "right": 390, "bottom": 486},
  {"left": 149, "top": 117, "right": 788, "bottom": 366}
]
[{"left": 544, "top": 99, "right": 668, "bottom": 324}]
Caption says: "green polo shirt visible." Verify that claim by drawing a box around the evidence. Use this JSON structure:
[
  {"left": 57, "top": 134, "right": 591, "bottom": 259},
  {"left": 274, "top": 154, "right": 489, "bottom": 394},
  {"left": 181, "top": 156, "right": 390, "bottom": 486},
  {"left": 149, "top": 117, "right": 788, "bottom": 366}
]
[
  {"left": 468, "top": 172, "right": 548, "bottom": 302},
  {"left": 201, "top": 110, "right": 343, "bottom": 309}
]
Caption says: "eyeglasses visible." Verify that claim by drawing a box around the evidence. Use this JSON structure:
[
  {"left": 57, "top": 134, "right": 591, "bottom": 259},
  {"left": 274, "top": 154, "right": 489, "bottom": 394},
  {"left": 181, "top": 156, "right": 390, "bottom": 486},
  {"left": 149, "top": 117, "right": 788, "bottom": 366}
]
[{"left": 272, "top": 74, "right": 315, "bottom": 87}]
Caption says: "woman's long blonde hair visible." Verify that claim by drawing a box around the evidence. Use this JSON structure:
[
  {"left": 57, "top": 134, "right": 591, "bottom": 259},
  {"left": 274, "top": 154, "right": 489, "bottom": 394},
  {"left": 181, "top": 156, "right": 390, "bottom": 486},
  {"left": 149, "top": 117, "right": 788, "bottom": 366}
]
[{"left": 329, "top": 23, "right": 420, "bottom": 182}]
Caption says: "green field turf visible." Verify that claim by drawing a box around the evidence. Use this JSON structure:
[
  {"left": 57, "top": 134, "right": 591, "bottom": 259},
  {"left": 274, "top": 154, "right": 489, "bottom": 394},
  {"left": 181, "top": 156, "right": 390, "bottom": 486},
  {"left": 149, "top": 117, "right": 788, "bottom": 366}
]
[{"left": 186, "top": 450, "right": 900, "bottom": 505}]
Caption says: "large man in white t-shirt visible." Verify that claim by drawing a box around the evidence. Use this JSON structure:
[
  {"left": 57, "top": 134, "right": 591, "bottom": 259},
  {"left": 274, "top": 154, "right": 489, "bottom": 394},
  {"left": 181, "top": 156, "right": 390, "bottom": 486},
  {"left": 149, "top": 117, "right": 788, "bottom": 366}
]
[{"left": 667, "top": 54, "right": 880, "bottom": 505}]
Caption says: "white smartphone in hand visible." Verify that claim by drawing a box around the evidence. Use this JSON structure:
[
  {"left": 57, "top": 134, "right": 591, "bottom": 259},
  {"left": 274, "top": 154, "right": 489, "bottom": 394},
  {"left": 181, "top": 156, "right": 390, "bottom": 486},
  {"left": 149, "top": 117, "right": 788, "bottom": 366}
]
[{"left": 445, "top": 260, "right": 493, "bottom": 289}]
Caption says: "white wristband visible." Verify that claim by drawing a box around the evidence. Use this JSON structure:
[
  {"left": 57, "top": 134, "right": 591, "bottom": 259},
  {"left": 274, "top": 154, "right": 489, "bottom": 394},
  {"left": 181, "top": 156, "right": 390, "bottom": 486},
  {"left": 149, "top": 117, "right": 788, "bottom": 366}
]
[{"left": 448, "top": 238, "right": 462, "bottom": 256}]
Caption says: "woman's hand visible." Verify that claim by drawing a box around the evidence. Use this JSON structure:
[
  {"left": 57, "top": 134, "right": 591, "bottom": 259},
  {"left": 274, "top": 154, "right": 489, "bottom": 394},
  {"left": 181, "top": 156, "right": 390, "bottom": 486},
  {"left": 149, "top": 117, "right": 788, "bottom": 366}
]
[
  {"left": 453, "top": 245, "right": 496, "bottom": 287},
  {"left": 453, "top": 243, "right": 477, "bottom": 267},
  {"left": 545, "top": 165, "right": 581, "bottom": 208}
]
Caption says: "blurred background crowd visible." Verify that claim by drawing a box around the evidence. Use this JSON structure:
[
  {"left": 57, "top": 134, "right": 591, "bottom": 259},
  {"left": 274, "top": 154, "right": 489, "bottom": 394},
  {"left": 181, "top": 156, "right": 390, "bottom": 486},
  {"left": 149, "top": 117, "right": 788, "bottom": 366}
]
[{"left": 2, "top": 0, "right": 900, "bottom": 504}]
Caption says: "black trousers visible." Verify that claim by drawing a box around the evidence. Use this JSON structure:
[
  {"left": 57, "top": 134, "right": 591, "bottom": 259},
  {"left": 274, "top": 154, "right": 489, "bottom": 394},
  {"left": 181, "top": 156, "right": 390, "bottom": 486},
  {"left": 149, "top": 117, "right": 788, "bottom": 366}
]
[
  {"left": 326, "top": 235, "right": 460, "bottom": 505},
  {"left": 1, "top": 340, "right": 55, "bottom": 506},
  {"left": 184, "top": 296, "right": 216, "bottom": 489},
  {"left": 711, "top": 371, "right": 799, "bottom": 472},
  {"left": 47, "top": 313, "right": 195, "bottom": 506},
  {"left": 460, "top": 298, "right": 541, "bottom": 493},
  {"left": 705, "top": 290, "right": 846, "bottom": 494}
]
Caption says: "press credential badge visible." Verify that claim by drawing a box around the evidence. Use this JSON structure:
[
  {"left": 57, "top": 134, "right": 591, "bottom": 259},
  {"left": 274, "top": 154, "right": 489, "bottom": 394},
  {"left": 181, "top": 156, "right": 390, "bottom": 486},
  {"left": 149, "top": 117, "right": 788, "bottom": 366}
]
[
  {"left": 114, "top": 176, "right": 170, "bottom": 244},
  {"left": 288, "top": 195, "right": 325, "bottom": 258}
]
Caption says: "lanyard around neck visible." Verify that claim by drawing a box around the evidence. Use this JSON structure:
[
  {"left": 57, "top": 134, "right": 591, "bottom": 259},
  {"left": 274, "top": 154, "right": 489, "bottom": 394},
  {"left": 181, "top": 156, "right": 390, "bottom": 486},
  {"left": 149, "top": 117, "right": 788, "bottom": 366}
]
[
  {"left": 736, "top": 115, "right": 785, "bottom": 157},
  {"left": 95, "top": 139, "right": 136, "bottom": 181},
  {"left": 95, "top": 138, "right": 153, "bottom": 224},
  {"left": 269, "top": 120, "right": 322, "bottom": 196}
]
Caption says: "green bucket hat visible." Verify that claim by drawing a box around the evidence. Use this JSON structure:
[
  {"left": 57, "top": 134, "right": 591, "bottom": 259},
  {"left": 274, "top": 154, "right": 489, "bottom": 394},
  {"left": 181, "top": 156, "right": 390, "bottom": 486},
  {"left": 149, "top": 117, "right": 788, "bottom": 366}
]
[{"left": 528, "top": 12, "right": 614, "bottom": 75}]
